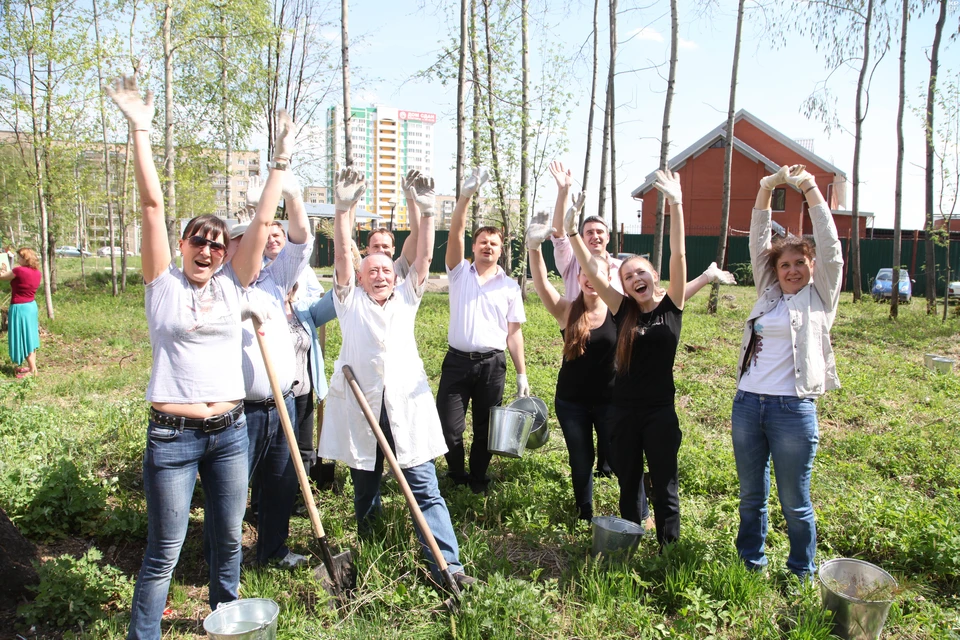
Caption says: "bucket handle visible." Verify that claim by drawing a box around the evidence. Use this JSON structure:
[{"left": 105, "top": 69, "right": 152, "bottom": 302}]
[{"left": 210, "top": 600, "right": 269, "bottom": 631}]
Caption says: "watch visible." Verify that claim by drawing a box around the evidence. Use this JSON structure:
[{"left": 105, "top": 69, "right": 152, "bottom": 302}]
[{"left": 272, "top": 159, "right": 289, "bottom": 171}]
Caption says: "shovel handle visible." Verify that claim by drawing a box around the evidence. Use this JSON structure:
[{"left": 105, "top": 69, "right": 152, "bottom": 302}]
[
  {"left": 341, "top": 365, "right": 459, "bottom": 595},
  {"left": 252, "top": 317, "right": 326, "bottom": 541}
]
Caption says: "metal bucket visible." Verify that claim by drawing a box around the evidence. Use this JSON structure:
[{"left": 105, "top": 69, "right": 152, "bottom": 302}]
[
  {"left": 591, "top": 516, "right": 644, "bottom": 557},
  {"left": 932, "top": 357, "right": 955, "bottom": 374},
  {"left": 924, "top": 353, "right": 939, "bottom": 370},
  {"left": 487, "top": 406, "right": 535, "bottom": 458},
  {"left": 508, "top": 396, "right": 549, "bottom": 450},
  {"left": 203, "top": 598, "right": 279, "bottom": 640},
  {"left": 819, "top": 558, "right": 897, "bottom": 640}
]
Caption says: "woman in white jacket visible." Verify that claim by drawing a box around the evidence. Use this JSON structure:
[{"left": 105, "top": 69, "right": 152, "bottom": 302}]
[{"left": 732, "top": 164, "right": 843, "bottom": 579}]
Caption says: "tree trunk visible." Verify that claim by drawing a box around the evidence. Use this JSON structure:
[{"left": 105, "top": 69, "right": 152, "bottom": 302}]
[
  {"left": 341, "top": 0, "right": 353, "bottom": 166},
  {"left": 891, "top": 0, "right": 909, "bottom": 319},
  {"left": 652, "top": 0, "right": 678, "bottom": 274},
  {"left": 850, "top": 0, "right": 876, "bottom": 303},
  {"left": 221, "top": 6, "right": 232, "bottom": 219},
  {"left": 519, "top": 0, "right": 530, "bottom": 298},
  {"left": 924, "top": 0, "right": 947, "bottom": 314},
  {"left": 597, "top": 76, "right": 610, "bottom": 221},
  {"left": 608, "top": 0, "right": 618, "bottom": 254},
  {"left": 455, "top": 0, "right": 468, "bottom": 201},
  {"left": 93, "top": 0, "right": 118, "bottom": 296},
  {"left": 469, "top": 0, "right": 481, "bottom": 231},
  {"left": 709, "top": 0, "right": 745, "bottom": 314},
  {"left": 580, "top": 0, "right": 600, "bottom": 224},
  {"left": 121, "top": 130, "right": 132, "bottom": 291},
  {"left": 163, "top": 1, "right": 177, "bottom": 256},
  {"left": 482, "top": 0, "right": 510, "bottom": 270},
  {"left": 42, "top": 9, "right": 57, "bottom": 293}
]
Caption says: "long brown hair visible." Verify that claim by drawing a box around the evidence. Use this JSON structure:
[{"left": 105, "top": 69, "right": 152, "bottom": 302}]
[
  {"left": 562, "top": 261, "right": 609, "bottom": 360},
  {"left": 614, "top": 256, "right": 663, "bottom": 375},
  {"left": 766, "top": 236, "right": 816, "bottom": 274},
  {"left": 17, "top": 247, "right": 40, "bottom": 270}
]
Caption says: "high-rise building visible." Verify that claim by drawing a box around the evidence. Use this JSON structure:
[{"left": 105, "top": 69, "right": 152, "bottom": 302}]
[{"left": 326, "top": 105, "right": 435, "bottom": 229}]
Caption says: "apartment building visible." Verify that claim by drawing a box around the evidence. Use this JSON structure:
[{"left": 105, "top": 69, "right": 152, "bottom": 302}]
[
  {"left": 326, "top": 105, "right": 435, "bottom": 229},
  {"left": 304, "top": 185, "right": 328, "bottom": 205},
  {"left": 214, "top": 149, "right": 261, "bottom": 218}
]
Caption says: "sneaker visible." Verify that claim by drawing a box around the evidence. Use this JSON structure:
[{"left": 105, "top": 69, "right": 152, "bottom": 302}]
[
  {"left": 277, "top": 551, "right": 308, "bottom": 569},
  {"left": 453, "top": 572, "right": 477, "bottom": 589}
]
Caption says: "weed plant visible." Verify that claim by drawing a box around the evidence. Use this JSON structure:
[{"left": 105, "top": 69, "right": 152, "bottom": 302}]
[{"left": 0, "top": 264, "right": 959, "bottom": 637}]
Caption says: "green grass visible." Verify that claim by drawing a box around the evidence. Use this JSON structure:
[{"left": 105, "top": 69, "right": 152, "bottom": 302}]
[{"left": 1, "top": 261, "right": 959, "bottom": 637}]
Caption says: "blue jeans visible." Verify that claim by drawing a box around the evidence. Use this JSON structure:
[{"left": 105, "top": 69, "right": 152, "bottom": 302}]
[
  {"left": 350, "top": 401, "right": 463, "bottom": 583},
  {"left": 555, "top": 398, "right": 647, "bottom": 521},
  {"left": 128, "top": 417, "right": 248, "bottom": 640},
  {"left": 246, "top": 395, "right": 299, "bottom": 564},
  {"left": 731, "top": 390, "right": 819, "bottom": 577}
]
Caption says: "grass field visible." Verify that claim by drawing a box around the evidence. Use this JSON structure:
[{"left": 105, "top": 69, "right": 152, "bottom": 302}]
[{"left": 1, "top": 257, "right": 958, "bottom": 638}]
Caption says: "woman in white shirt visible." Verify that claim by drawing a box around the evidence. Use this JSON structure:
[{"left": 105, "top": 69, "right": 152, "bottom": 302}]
[{"left": 733, "top": 165, "right": 843, "bottom": 579}]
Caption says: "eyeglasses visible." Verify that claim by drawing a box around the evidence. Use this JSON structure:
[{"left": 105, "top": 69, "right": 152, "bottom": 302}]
[{"left": 186, "top": 235, "right": 226, "bottom": 256}]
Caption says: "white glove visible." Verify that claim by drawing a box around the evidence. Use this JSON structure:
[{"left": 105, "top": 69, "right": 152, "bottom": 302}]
[
  {"left": 703, "top": 262, "right": 736, "bottom": 285},
  {"left": 240, "top": 300, "right": 272, "bottom": 326},
  {"left": 564, "top": 191, "right": 586, "bottom": 236},
  {"left": 548, "top": 160, "right": 572, "bottom": 190},
  {"left": 414, "top": 175, "right": 436, "bottom": 217},
  {"left": 105, "top": 75, "right": 154, "bottom": 131},
  {"left": 246, "top": 175, "right": 263, "bottom": 210},
  {"left": 785, "top": 165, "right": 816, "bottom": 190},
  {"left": 401, "top": 169, "right": 421, "bottom": 201},
  {"left": 273, "top": 109, "right": 296, "bottom": 162},
  {"left": 526, "top": 224, "right": 555, "bottom": 250},
  {"left": 334, "top": 168, "right": 366, "bottom": 211},
  {"left": 653, "top": 170, "right": 682, "bottom": 206},
  {"left": 516, "top": 373, "right": 530, "bottom": 398},
  {"left": 759, "top": 165, "right": 790, "bottom": 191},
  {"left": 281, "top": 171, "right": 302, "bottom": 201},
  {"left": 461, "top": 166, "right": 490, "bottom": 198}
]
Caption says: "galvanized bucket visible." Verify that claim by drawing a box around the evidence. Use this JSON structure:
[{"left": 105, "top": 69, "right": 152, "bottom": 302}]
[
  {"left": 487, "top": 406, "right": 535, "bottom": 458},
  {"left": 819, "top": 558, "right": 897, "bottom": 640},
  {"left": 508, "top": 396, "right": 549, "bottom": 450},
  {"left": 203, "top": 598, "right": 279, "bottom": 640},
  {"left": 591, "top": 516, "right": 644, "bottom": 557},
  {"left": 924, "top": 353, "right": 939, "bottom": 370},
  {"left": 932, "top": 357, "right": 955, "bottom": 374}
]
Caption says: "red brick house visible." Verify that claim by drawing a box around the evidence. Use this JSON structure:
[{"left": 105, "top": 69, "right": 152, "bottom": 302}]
[{"left": 631, "top": 110, "right": 868, "bottom": 238}]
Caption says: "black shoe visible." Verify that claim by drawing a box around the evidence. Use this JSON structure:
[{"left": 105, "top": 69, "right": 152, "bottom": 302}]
[
  {"left": 446, "top": 472, "right": 470, "bottom": 486},
  {"left": 453, "top": 572, "right": 477, "bottom": 589},
  {"left": 468, "top": 476, "right": 491, "bottom": 494}
]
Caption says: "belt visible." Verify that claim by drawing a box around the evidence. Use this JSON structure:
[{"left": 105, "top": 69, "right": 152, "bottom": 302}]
[
  {"left": 245, "top": 389, "right": 294, "bottom": 409},
  {"left": 448, "top": 346, "right": 504, "bottom": 361},
  {"left": 149, "top": 402, "right": 244, "bottom": 433}
]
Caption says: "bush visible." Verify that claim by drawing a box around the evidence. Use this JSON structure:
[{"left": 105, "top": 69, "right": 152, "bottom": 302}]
[
  {"left": 11, "top": 457, "right": 108, "bottom": 540},
  {"left": 18, "top": 548, "right": 132, "bottom": 630},
  {"left": 729, "top": 263, "right": 754, "bottom": 287}
]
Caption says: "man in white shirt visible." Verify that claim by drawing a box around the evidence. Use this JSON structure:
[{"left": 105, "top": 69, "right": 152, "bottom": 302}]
[
  {"left": 320, "top": 168, "right": 474, "bottom": 589},
  {"left": 438, "top": 167, "right": 529, "bottom": 495}
]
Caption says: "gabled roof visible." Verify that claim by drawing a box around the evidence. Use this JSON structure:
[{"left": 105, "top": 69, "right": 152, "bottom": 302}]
[{"left": 631, "top": 109, "right": 847, "bottom": 198}]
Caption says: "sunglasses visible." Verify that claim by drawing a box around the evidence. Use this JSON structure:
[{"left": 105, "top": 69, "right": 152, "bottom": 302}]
[{"left": 185, "top": 235, "right": 226, "bottom": 256}]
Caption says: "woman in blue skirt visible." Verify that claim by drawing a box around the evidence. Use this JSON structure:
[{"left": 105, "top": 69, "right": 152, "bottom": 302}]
[{"left": 0, "top": 247, "right": 42, "bottom": 378}]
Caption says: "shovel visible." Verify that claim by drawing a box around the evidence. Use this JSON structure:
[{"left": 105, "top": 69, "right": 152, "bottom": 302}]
[
  {"left": 341, "top": 365, "right": 462, "bottom": 603},
  {"left": 252, "top": 317, "right": 355, "bottom": 596},
  {"left": 310, "top": 324, "right": 337, "bottom": 489}
]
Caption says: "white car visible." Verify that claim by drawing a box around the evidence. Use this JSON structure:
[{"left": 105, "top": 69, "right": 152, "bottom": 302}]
[
  {"left": 948, "top": 280, "right": 960, "bottom": 300},
  {"left": 97, "top": 246, "right": 132, "bottom": 257}
]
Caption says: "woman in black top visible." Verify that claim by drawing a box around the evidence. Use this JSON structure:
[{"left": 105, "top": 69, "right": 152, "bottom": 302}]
[{"left": 568, "top": 170, "right": 688, "bottom": 547}]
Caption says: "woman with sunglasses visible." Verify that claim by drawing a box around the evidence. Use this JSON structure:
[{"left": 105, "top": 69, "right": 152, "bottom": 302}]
[{"left": 107, "top": 76, "right": 294, "bottom": 640}]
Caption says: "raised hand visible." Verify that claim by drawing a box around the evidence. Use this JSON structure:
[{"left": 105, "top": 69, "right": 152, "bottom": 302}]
[
  {"left": 759, "top": 165, "right": 791, "bottom": 191},
  {"left": 273, "top": 109, "right": 296, "bottom": 162},
  {"left": 785, "top": 164, "right": 815, "bottom": 190},
  {"left": 548, "top": 160, "right": 573, "bottom": 190},
  {"left": 334, "top": 167, "right": 366, "bottom": 211},
  {"left": 703, "top": 261, "right": 736, "bottom": 285},
  {"left": 105, "top": 75, "right": 154, "bottom": 131},
  {"left": 461, "top": 166, "right": 490, "bottom": 198},
  {"left": 526, "top": 223, "right": 556, "bottom": 250},
  {"left": 564, "top": 191, "right": 586, "bottom": 236},
  {"left": 653, "top": 170, "right": 682, "bottom": 206},
  {"left": 281, "top": 171, "right": 302, "bottom": 201},
  {"left": 402, "top": 169, "right": 421, "bottom": 201},
  {"left": 413, "top": 175, "right": 436, "bottom": 217},
  {"left": 245, "top": 175, "right": 263, "bottom": 211}
]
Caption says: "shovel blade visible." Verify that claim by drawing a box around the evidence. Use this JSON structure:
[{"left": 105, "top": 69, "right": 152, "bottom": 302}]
[{"left": 315, "top": 548, "right": 357, "bottom": 595}]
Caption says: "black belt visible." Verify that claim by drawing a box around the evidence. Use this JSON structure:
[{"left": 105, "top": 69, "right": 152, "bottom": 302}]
[
  {"left": 149, "top": 402, "right": 244, "bottom": 433},
  {"left": 448, "top": 346, "right": 504, "bottom": 361},
  {"left": 245, "top": 389, "right": 294, "bottom": 409}
]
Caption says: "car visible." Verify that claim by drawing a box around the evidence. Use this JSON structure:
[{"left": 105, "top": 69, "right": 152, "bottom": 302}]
[
  {"left": 948, "top": 280, "right": 960, "bottom": 301},
  {"left": 55, "top": 245, "right": 93, "bottom": 258},
  {"left": 871, "top": 268, "right": 912, "bottom": 303},
  {"left": 97, "top": 246, "right": 132, "bottom": 257}
]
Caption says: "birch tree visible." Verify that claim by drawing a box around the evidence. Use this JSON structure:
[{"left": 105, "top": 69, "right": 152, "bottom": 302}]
[
  {"left": 652, "top": 0, "right": 678, "bottom": 273},
  {"left": 923, "top": 0, "right": 948, "bottom": 313},
  {"left": 891, "top": 0, "right": 910, "bottom": 319}
]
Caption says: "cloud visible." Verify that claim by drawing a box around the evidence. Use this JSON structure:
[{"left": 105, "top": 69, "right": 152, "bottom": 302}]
[
  {"left": 678, "top": 37, "right": 698, "bottom": 50},
  {"left": 629, "top": 27, "right": 663, "bottom": 42}
]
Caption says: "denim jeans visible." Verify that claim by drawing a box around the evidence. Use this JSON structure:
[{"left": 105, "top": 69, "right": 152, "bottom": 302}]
[
  {"left": 246, "top": 395, "right": 299, "bottom": 564},
  {"left": 350, "top": 400, "right": 463, "bottom": 583},
  {"left": 731, "top": 390, "right": 819, "bottom": 577},
  {"left": 128, "top": 417, "right": 248, "bottom": 640},
  {"left": 555, "top": 398, "right": 647, "bottom": 521}
]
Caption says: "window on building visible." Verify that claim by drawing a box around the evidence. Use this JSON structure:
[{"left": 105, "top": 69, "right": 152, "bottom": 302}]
[
  {"left": 238, "top": 159, "right": 246, "bottom": 165},
  {"left": 772, "top": 187, "right": 786, "bottom": 212}
]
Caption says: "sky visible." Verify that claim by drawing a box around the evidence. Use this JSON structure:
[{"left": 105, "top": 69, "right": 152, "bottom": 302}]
[{"left": 322, "top": 0, "right": 959, "bottom": 231}]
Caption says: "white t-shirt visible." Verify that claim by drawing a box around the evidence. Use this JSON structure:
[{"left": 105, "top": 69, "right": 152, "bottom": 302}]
[
  {"left": 446, "top": 259, "right": 526, "bottom": 352},
  {"left": 738, "top": 296, "right": 799, "bottom": 396}
]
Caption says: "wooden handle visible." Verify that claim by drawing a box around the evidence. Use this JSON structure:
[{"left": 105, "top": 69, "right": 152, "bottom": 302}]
[
  {"left": 252, "top": 317, "right": 326, "bottom": 540},
  {"left": 341, "top": 365, "right": 449, "bottom": 574}
]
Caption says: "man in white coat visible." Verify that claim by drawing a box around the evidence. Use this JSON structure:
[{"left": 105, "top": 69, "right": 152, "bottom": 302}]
[{"left": 319, "top": 167, "right": 474, "bottom": 589}]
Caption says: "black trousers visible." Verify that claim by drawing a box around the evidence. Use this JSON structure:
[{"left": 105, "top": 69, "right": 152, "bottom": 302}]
[
  {"left": 294, "top": 390, "right": 316, "bottom": 472},
  {"left": 437, "top": 348, "right": 507, "bottom": 482},
  {"left": 610, "top": 404, "right": 682, "bottom": 547}
]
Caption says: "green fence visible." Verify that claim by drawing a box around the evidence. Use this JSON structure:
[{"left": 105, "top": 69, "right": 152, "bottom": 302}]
[{"left": 313, "top": 231, "right": 960, "bottom": 297}]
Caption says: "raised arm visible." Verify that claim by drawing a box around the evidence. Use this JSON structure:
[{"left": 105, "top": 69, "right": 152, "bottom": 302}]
[
  {"left": 549, "top": 160, "right": 572, "bottom": 240},
  {"left": 282, "top": 171, "right": 310, "bottom": 246},
  {"left": 652, "top": 171, "right": 687, "bottom": 310},
  {"left": 333, "top": 168, "right": 366, "bottom": 287},
  {"left": 445, "top": 166, "right": 489, "bottom": 270},
  {"left": 526, "top": 223, "right": 568, "bottom": 324},
  {"left": 565, "top": 192, "right": 622, "bottom": 314},
  {"left": 751, "top": 165, "right": 792, "bottom": 294},
  {"left": 412, "top": 174, "right": 436, "bottom": 285},
  {"left": 106, "top": 76, "right": 168, "bottom": 284},
  {"left": 786, "top": 167, "right": 842, "bottom": 315},
  {"left": 400, "top": 169, "right": 420, "bottom": 266}
]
